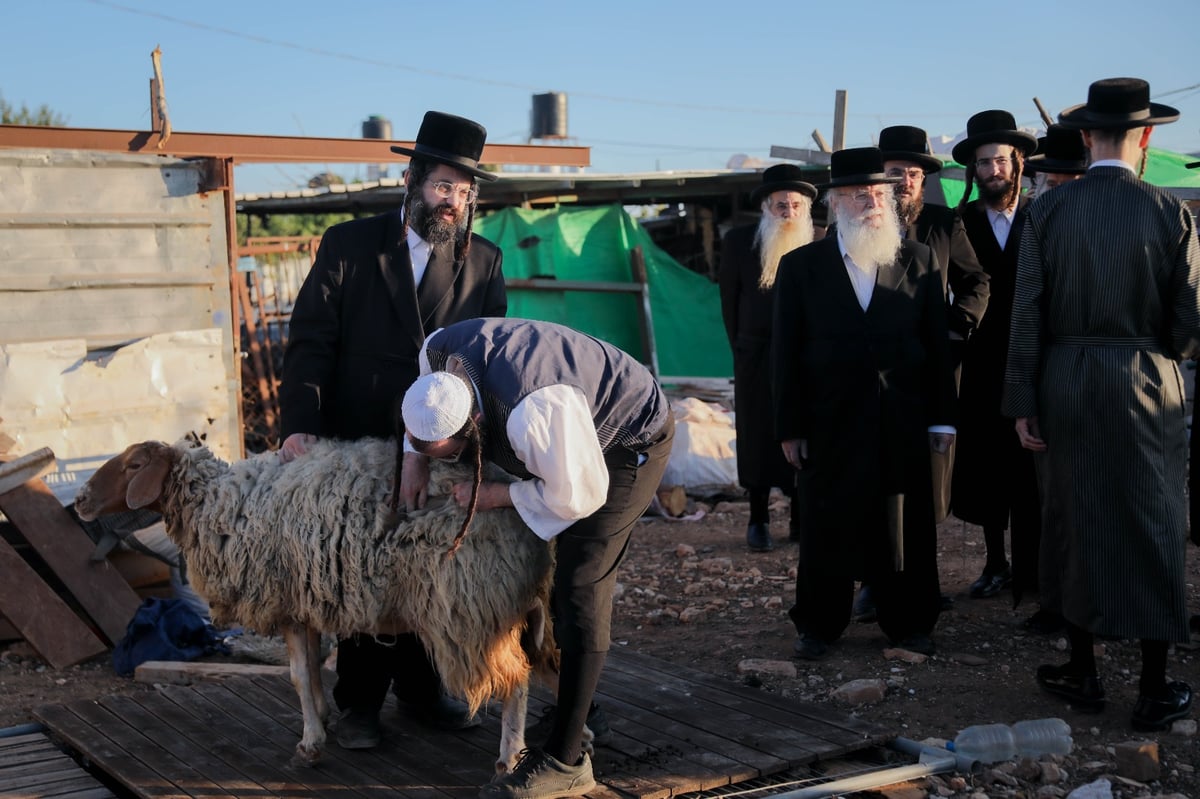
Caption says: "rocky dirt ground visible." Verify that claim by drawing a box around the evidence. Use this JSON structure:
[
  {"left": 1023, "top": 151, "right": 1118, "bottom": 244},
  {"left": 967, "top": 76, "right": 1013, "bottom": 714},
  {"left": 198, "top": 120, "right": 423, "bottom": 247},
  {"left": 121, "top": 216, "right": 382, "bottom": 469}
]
[{"left": 2, "top": 496, "right": 1198, "bottom": 798}]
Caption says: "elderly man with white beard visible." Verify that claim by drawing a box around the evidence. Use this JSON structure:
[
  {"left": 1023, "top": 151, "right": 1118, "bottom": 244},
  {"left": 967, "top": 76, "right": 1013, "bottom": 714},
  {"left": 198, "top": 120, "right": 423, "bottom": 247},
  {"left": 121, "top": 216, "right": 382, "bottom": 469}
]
[
  {"left": 771, "top": 147, "right": 957, "bottom": 660},
  {"left": 720, "top": 164, "right": 818, "bottom": 552}
]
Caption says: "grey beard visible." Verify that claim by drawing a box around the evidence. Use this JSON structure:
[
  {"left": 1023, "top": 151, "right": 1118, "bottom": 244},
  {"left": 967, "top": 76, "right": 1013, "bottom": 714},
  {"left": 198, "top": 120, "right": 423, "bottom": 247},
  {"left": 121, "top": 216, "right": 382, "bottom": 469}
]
[{"left": 754, "top": 215, "right": 813, "bottom": 289}]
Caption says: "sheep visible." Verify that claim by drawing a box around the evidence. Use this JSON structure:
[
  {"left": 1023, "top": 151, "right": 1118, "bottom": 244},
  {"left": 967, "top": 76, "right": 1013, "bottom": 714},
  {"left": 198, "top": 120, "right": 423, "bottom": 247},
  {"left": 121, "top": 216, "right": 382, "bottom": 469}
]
[{"left": 73, "top": 436, "right": 559, "bottom": 773}]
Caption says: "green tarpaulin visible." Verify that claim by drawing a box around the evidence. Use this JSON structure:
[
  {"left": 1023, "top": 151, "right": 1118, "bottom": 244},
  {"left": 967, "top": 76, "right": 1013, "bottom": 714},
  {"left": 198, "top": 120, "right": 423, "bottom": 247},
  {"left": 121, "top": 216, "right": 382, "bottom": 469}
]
[{"left": 474, "top": 204, "right": 732, "bottom": 378}]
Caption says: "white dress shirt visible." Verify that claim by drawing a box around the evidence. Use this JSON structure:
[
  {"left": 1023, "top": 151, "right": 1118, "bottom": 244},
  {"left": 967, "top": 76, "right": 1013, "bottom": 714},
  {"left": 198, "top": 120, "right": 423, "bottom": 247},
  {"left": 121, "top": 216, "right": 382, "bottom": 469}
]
[
  {"left": 985, "top": 204, "right": 1016, "bottom": 249},
  {"left": 405, "top": 224, "right": 432, "bottom": 288},
  {"left": 1089, "top": 158, "right": 1136, "bottom": 173}
]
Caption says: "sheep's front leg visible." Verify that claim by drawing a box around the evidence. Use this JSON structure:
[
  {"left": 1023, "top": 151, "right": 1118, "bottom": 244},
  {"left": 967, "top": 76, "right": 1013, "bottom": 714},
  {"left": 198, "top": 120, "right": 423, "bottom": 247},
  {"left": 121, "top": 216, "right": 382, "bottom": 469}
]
[
  {"left": 285, "top": 623, "right": 325, "bottom": 766},
  {"left": 495, "top": 680, "right": 530, "bottom": 775}
]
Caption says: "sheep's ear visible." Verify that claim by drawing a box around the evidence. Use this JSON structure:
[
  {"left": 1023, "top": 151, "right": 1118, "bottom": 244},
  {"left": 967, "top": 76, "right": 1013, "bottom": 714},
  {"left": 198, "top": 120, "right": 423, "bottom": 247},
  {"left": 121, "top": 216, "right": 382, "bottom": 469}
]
[{"left": 126, "top": 444, "right": 171, "bottom": 509}]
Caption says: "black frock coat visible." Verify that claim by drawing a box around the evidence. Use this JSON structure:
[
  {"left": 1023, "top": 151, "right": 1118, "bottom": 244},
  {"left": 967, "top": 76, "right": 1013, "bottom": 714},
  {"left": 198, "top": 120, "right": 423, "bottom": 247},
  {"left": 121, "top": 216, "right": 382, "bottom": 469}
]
[
  {"left": 280, "top": 211, "right": 507, "bottom": 441},
  {"left": 718, "top": 223, "right": 796, "bottom": 490},
  {"left": 771, "top": 236, "right": 957, "bottom": 568}
]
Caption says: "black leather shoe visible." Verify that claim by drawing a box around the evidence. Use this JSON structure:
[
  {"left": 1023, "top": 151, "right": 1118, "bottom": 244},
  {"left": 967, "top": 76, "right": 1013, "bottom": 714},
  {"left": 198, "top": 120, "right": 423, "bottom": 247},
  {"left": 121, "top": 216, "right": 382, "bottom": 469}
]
[
  {"left": 969, "top": 566, "right": 1012, "bottom": 599},
  {"left": 892, "top": 634, "right": 936, "bottom": 656},
  {"left": 792, "top": 636, "right": 828, "bottom": 660},
  {"left": 1036, "top": 663, "right": 1106, "bottom": 713},
  {"left": 852, "top": 585, "right": 877, "bottom": 624},
  {"left": 411, "top": 693, "right": 481, "bottom": 731},
  {"left": 746, "top": 522, "right": 773, "bottom": 552},
  {"left": 1023, "top": 608, "right": 1065, "bottom": 635},
  {"left": 1132, "top": 681, "right": 1192, "bottom": 731},
  {"left": 336, "top": 708, "right": 382, "bottom": 749}
]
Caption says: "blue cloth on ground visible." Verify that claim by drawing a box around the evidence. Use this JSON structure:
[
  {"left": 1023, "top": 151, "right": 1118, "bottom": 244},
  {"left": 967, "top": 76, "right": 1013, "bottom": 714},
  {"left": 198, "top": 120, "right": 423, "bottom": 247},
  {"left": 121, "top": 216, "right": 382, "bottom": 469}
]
[{"left": 112, "top": 597, "right": 228, "bottom": 677}]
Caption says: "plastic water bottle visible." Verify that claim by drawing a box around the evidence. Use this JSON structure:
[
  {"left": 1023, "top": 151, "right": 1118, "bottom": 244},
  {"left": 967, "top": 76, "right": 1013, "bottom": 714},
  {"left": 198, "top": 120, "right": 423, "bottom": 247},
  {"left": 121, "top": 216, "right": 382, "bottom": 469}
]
[
  {"left": 949, "top": 718, "right": 1073, "bottom": 763},
  {"left": 949, "top": 723, "right": 1016, "bottom": 763},
  {"left": 1012, "top": 717, "right": 1073, "bottom": 756}
]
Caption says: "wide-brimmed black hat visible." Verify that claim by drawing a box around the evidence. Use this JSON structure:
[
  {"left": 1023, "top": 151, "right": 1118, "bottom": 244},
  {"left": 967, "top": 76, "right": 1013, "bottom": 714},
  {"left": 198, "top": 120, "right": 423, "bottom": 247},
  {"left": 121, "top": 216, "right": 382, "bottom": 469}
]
[
  {"left": 390, "top": 111, "right": 498, "bottom": 181},
  {"left": 1188, "top": 161, "right": 1200, "bottom": 170},
  {"left": 1058, "top": 77, "right": 1179, "bottom": 130},
  {"left": 878, "top": 125, "right": 942, "bottom": 174},
  {"left": 1027, "top": 125, "right": 1088, "bottom": 175},
  {"left": 750, "top": 163, "right": 818, "bottom": 204},
  {"left": 819, "top": 147, "right": 902, "bottom": 189},
  {"left": 951, "top": 110, "right": 1038, "bottom": 166}
]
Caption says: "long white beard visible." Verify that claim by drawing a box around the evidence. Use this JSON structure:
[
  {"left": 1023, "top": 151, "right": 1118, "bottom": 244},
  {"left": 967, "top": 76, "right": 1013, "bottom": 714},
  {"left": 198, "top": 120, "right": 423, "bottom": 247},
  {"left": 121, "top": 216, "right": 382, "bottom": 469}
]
[
  {"left": 835, "top": 199, "right": 902, "bottom": 271},
  {"left": 754, "top": 213, "right": 814, "bottom": 289}
]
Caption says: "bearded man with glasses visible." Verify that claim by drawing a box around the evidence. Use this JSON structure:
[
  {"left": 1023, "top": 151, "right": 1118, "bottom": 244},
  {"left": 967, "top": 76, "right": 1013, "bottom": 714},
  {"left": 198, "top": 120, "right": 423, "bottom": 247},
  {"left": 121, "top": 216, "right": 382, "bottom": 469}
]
[
  {"left": 948, "top": 111, "right": 1042, "bottom": 610},
  {"left": 771, "top": 147, "right": 956, "bottom": 661},
  {"left": 278, "top": 110, "right": 507, "bottom": 750}
]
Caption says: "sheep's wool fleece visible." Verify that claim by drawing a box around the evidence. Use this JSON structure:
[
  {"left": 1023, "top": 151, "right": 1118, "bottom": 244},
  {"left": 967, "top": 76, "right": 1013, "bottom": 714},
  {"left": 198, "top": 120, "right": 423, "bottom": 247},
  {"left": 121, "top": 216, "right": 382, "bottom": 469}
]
[{"left": 162, "top": 438, "right": 553, "bottom": 709}]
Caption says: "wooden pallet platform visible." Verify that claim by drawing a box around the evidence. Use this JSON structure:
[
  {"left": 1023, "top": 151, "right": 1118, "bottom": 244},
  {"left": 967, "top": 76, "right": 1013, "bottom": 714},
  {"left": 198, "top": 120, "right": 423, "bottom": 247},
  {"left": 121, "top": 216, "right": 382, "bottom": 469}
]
[
  {"left": 0, "top": 730, "right": 117, "bottom": 798},
  {"left": 31, "top": 650, "right": 891, "bottom": 799}
]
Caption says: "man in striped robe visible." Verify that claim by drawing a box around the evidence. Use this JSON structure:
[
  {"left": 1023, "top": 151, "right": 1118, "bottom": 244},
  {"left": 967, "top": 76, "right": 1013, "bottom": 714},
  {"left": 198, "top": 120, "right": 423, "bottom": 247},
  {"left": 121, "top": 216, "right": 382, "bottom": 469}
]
[{"left": 1002, "top": 78, "right": 1200, "bottom": 731}]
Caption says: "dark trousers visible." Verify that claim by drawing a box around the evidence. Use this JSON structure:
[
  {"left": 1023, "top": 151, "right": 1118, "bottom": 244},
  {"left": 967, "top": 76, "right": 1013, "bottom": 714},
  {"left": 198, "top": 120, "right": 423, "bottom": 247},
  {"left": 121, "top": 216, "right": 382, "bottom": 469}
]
[
  {"left": 789, "top": 506, "right": 941, "bottom": 644},
  {"left": 332, "top": 632, "right": 440, "bottom": 713},
  {"left": 544, "top": 415, "right": 675, "bottom": 764}
]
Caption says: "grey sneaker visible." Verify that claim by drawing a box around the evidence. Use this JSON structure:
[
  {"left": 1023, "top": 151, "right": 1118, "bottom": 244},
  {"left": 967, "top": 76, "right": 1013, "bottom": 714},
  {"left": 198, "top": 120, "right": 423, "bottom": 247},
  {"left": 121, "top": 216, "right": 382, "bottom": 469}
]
[{"left": 480, "top": 748, "right": 596, "bottom": 799}]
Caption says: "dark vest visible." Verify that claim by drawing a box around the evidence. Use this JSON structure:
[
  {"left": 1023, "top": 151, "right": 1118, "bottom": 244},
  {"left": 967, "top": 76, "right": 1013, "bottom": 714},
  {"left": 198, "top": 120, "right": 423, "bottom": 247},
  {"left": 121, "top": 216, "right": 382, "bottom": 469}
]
[{"left": 425, "top": 319, "right": 669, "bottom": 479}]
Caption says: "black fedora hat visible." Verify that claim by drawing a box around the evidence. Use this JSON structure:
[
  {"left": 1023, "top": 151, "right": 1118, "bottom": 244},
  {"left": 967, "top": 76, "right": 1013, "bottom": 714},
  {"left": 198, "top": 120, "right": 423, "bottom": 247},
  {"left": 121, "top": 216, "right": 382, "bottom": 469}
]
[
  {"left": 391, "top": 110, "right": 498, "bottom": 181},
  {"left": 951, "top": 110, "right": 1038, "bottom": 166},
  {"left": 750, "top": 163, "right": 818, "bottom": 204},
  {"left": 1188, "top": 161, "right": 1200, "bottom": 170},
  {"left": 1027, "top": 125, "right": 1088, "bottom": 175},
  {"left": 1058, "top": 77, "right": 1179, "bottom": 130},
  {"left": 878, "top": 125, "right": 942, "bottom": 174},
  {"left": 819, "top": 147, "right": 902, "bottom": 189}
]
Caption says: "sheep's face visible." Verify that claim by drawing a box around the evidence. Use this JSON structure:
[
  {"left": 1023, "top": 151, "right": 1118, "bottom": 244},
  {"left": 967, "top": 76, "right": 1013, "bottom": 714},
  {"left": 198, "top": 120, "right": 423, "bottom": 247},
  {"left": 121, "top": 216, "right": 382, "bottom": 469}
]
[{"left": 74, "top": 441, "right": 174, "bottom": 521}]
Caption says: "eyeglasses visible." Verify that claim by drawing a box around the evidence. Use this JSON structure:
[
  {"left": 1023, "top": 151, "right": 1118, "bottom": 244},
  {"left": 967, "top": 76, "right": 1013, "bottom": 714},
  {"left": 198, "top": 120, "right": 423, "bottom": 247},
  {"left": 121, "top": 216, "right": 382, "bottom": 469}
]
[
  {"left": 840, "top": 188, "right": 891, "bottom": 206},
  {"left": 885, "top": 167, "right": 926, "bottom": 182},
  {"left": 425, "top": 179, "right": 478, "bottom": 203},
  {"left": 974, "top": 156, "right": 1012, "bottom": 171}
]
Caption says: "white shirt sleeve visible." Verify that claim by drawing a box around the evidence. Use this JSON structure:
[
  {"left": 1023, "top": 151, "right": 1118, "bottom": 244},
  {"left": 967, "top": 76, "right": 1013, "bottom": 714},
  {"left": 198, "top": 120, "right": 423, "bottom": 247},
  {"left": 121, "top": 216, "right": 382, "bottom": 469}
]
[{"left": 506, "top": 384, "right": 608, "bottom": 541}]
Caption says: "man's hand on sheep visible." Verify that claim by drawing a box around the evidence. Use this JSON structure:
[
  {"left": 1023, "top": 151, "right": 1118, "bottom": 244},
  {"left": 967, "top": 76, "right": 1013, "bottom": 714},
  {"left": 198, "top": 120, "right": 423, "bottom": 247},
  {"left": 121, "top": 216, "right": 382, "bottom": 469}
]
[
  {"left": 452, "top": 480, "right": 514, "bottom": 511},
  {"left": 400, "top": 451, "right": 431, "bottom": 511},
  {"left": 279, "top": 433, "right": 318, "bottom": 464}
]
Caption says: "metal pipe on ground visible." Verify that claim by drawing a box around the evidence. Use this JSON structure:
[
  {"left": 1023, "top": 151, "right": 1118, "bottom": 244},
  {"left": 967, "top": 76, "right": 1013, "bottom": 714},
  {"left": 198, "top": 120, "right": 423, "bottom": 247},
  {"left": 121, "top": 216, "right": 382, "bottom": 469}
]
[{"left": 765, "top": 738, "right": 963, "bottom": 799}]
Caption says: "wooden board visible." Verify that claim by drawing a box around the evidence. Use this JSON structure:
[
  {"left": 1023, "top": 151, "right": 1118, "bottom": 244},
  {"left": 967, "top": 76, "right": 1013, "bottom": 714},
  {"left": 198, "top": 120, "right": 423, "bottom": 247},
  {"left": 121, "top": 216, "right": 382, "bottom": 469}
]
[
  {"left": 0, "top": 537, "right": 107, "bottom": 668},
  {"left": 0, "top": 731, "right": 116, "bottom": 798},
  {"left": 135, "top": 659, "right": 291, "bottom": 685},
  {"left": 34, "top": 649, "right": 894, "bottom": 799},
  {"left": 0, "top": 476, "right": 142, "bottom": 645}
]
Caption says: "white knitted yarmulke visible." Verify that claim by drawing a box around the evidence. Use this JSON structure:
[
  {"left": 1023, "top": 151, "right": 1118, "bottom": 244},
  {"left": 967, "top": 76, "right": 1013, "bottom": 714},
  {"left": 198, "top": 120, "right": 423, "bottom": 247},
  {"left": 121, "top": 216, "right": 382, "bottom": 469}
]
[{"left": 402, "top": 371, "right": 472, "bottom": 441}]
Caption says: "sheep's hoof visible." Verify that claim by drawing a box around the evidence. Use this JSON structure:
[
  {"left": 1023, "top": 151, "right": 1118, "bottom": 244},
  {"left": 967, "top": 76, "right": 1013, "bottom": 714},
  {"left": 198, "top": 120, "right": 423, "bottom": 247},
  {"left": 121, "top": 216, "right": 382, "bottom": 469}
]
[
  {"left": 495, "top": 759, "right": 514, "bottom": 776},
  {"left": 291, "top": 743, "right": 322, "bottom": 768}
]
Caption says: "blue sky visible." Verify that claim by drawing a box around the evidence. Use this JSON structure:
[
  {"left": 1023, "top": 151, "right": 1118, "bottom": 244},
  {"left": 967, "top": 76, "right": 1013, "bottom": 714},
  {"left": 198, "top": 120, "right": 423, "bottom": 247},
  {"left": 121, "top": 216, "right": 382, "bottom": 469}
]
[{"left": 4, "top": 0, "right": 1198, "bottom": 195}]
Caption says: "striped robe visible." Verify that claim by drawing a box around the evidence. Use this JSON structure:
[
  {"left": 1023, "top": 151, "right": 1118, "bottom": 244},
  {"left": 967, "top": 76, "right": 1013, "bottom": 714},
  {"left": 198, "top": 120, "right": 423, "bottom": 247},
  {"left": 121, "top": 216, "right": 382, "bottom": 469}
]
[{"left": 1001, "top": 165, "right": 1200, "bottom": 641}]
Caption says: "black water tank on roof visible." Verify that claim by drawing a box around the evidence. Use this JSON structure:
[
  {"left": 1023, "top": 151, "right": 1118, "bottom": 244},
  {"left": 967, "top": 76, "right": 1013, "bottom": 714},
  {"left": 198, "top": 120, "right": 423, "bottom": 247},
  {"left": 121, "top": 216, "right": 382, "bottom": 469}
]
[
  {"left": 362, "top": 115, "right": 392, "bottom": 140},
  {"left": 531, "top": 93, "right": 568, "bottom": 139}
]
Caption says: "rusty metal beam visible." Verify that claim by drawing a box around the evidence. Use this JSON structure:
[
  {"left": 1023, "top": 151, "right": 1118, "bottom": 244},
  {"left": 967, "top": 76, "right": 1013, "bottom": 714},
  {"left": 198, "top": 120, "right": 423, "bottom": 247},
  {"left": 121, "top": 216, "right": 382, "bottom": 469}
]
[{"left": 0, "top": 125, "right": 590, "bottom": 167}]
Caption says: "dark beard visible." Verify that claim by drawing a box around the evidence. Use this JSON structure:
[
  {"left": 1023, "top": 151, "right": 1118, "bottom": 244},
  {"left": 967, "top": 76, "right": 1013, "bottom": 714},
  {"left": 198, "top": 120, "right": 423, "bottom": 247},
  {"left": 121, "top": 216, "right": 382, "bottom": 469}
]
[
  {"left": 895, "top": 194, "right": 923, "bottom": 228},
  {"left": 410, "top": 195, "right": 466, "bottom": 246},
  {"left": 978, "top": 177, "right": 1013, "bottom": 205}
]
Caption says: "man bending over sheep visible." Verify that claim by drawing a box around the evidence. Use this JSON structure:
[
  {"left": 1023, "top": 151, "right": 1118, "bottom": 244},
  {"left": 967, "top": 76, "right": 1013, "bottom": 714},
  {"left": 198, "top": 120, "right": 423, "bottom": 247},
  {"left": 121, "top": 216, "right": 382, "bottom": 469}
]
[{"left": 400, "top": 317, "right": 674, "bottom": 799}]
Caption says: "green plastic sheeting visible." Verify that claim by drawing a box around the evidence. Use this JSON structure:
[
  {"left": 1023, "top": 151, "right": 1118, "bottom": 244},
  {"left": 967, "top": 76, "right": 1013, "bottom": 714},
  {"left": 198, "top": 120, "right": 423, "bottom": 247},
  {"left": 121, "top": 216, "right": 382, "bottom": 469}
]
[
  {"left": 474, "top": 204, "right": 733, "bottom": 377},
  {"left": 939, "top": 146, "right": 1200, "bottom": 207}
]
